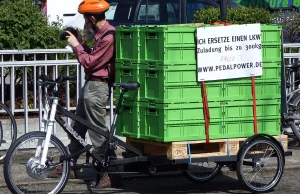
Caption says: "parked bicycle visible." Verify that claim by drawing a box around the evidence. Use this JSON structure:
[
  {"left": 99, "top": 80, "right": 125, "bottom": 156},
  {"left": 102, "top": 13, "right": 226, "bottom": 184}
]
[
  {"left": 282, "top": 60, "right": 300, "bottom": 140},
  {"left": 0, "top": 101, "right": 17, "bottom": 163}
]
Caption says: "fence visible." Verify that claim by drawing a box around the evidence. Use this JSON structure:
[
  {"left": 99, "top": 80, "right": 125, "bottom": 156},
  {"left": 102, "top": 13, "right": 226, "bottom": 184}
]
[
  {"left": 0, "top": 49, "right": 114, "bottom": 138},
  {"left": 283, "top": 43, "right": 300, "bottom": 92},
  {"left": 0, "top": 43, "right": 299, "bottom": 138}
]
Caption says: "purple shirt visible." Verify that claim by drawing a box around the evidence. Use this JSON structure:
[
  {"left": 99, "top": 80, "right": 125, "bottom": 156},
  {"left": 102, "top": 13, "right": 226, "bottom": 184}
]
[{"left": 73, "top": 21, "right": 115, "bottom": 79}]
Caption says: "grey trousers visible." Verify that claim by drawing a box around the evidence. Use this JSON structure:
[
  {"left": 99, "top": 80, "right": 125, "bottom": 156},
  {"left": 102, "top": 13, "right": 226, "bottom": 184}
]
[{"left": 68, "top": 80, "right": 109, "bottom": 158}]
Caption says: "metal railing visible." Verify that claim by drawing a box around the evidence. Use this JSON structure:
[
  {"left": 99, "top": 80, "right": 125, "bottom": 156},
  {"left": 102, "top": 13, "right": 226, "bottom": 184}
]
[
  {"left": 0, "top": 49, "right": 115, "bottom": 136},
  {"left": 283, "top": 43, "right": 300, "bottom": 92},
  {"left": 0, "top": 43, "right": 299, "bottom": 137}
]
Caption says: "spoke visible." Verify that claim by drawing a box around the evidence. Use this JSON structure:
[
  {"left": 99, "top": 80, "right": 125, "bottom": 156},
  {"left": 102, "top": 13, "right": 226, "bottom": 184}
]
[
  {"left": 243, "top": 166, "right": 255, "bottom": 177},
  {"left": 262, "top": 145, "right": 270, "bottom": 158},
  {"left": 249, "top": 167, "right": 263, "bottom": 185}
]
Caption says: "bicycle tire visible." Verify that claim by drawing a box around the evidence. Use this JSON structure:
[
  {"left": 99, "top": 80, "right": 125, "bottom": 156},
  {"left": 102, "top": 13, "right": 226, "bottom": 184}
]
[
  {"left": 0, "top": 102, "right": 17, "bottom": 163},
  {"left": 289, "top": 94, "right": 300, "bottom": 140},
  {"left": 4, "top": 131, "right": 70, "bottom": 194},
  {"left": 183, "top": 162, "right": 223, "bottom": 183},
  {"left": 236, "top": 137, "right": 284, "bottom": 193}
]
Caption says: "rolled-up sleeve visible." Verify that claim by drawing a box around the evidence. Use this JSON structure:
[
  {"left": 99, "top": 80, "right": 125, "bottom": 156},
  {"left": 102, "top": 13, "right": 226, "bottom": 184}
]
[{"left": 73, "top": 37, "right": 114, "bottom": 73}]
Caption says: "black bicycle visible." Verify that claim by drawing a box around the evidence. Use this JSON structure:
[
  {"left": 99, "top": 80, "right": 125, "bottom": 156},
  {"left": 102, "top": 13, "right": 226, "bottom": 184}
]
[
  {"left": 3, "top": 74, "right": 289, "bottom": 194},
  {"left": 0, "top": 101, "right": 17, "bottom": 163},
  {"left": 283, "top": 60, "right": 300, "bottom": 140}
]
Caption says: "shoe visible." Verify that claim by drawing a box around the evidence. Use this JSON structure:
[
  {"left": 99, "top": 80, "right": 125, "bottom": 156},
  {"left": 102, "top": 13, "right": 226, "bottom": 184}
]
[
  {"left": 89, "top": 173, "right": 123, "bottom": 188},
  {"left": 47, "top": 164, "right": 76, "bottom": 179}
]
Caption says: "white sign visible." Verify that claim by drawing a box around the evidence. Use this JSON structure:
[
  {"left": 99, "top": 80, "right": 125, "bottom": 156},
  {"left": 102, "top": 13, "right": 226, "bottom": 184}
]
[{"left": 196, "top": 24, "right": 263, "bottom": 82}]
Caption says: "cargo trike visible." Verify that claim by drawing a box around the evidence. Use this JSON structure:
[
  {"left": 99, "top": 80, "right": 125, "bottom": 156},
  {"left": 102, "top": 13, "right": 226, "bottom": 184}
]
[{"left": 3, "top": 75, "right": 291, "bottom": 194}]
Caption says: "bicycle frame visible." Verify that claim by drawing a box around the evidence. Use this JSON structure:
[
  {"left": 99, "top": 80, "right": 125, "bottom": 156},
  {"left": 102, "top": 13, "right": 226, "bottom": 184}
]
[
  {"left": 37, "top": 85, "right": 143, "bottom": 168},
  {"left": 286, "top": 87, "right": 300, "bottom": 103}
]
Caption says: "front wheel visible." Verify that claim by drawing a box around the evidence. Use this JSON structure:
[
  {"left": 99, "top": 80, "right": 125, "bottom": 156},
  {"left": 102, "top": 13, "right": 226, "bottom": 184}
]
[
  {"left": 3, "top": 131, "right": 70, "bottom": 194},
  {"left": 236, "top": 137, "right": 284, "bottom": 193}
]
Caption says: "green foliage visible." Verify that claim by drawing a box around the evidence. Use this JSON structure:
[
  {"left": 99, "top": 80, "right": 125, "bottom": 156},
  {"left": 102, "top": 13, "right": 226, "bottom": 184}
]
[
  {"left": 0, "top": 0, "right": 66, "bottom": 50},
  {"left": 274, "top": 10, "right": 300, "bottom": 43},
  {"left": 193, "top": 6, "right": 300, "bottom": 43},
  {"left": 194, "top": 7, "right": 275, "bottom": 24}
]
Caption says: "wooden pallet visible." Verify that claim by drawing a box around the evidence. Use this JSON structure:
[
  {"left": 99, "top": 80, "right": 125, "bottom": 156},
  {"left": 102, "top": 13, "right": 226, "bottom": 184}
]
[{"left": 126, "top": 135, "right": 288, "bottom": 160}]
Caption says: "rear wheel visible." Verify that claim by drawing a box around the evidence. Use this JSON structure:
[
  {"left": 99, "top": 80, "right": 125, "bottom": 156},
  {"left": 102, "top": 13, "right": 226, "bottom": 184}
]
[
  {"left": 184, "top": 162, "right": 223, "bottom": 183},
  {"left": 236, "top": 137, "right": 284, "bottom": 193}
]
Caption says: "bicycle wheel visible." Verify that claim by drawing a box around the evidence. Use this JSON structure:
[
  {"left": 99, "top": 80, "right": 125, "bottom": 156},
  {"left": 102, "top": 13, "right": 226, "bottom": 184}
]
[
  {"left": 289, "top": 94, "right": 300, "bottom": 140},
  {"left": 4, "top": 131, "right": 70, "bottom": 194},
  {"left": 0, "top": 102, "right": 17, "bottom": 163},
  {"left": 236, "top": 137, "right": 284, "bottom": 193},
  {"left": 183, "top": 162, "right": 223, "bottom": 183}
]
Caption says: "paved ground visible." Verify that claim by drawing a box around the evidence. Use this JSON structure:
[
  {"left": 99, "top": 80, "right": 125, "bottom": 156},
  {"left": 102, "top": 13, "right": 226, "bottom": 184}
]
[{"left": 1, "top": 138, "right": 300, "bottom": 194}]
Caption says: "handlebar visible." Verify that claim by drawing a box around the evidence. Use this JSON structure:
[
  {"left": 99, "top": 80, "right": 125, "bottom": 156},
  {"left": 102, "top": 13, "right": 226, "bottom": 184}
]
[{"left": 38, "top": 74, "right": 77, "bottom": 86}]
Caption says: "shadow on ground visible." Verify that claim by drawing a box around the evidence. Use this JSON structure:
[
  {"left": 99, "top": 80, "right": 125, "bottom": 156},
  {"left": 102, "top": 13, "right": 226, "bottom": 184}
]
[{"left": 61, "top": 171, "right": 251, "bottom": 194}]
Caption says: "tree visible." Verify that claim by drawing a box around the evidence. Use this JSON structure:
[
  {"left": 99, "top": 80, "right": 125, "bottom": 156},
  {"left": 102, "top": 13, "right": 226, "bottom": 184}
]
[
  {"left": 0, "top": 0, "right": 66, "bottom": 50},
  {"left": 0, "top": 0, "right": 77, "bottom": 109}
]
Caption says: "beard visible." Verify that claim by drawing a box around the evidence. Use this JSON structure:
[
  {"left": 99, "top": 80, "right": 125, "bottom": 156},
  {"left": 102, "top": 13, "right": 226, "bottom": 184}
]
[{"left": 84, "top": 22, "right": 96, "bottom": 42}]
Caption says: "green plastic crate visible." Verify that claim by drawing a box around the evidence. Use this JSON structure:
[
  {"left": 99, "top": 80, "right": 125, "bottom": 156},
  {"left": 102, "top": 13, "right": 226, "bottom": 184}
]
[
  {"left": 114, "top": 62, "right": 140, "bottom": 100},
  {"left": 115, "top": 68, "right": 280, "bottom": 103},
  {"left": 138, "top": 98, "right": 279, "bottom": 123},
  {"left": 139, "top": 64, "right": 222, "bottom": 103},
  {"left": 139, "top": 101, "right": 221, "bottom": 123},
  {"left": 139, "top": 25, "right": 197, "bottom": 64},
  {"left": 137, "top": 61, "right": 281, "bottom": 103},
  {"left": 262, "top": 44, "right": 282, "bottom": 62},
  {"left": 209, "top": 118, "right": 281, "bottom": 140},
  {"left": 115, "top": 24, "right": 282, "bottom": 65},
  {"left": 223, "top": 80, "right": 281, "bottom": 101},
  {"left": 140, "top": 25, "right": 197, "bottom": 47},
  {"left": 140, "top": 121, "right": 207, "bottom": 142},
  {"left": 138, "top": 44, "right": 281, "bottom": 65},
  {"left": 260, "top": 25, "right": 282, "bottom": 44},
  {"left": 115, "top": 26, "right": 140, "bottom": 63},
  {"left": 141, "top": 83, "right": 222, "bottom": 103},
  {"left": 222, "top": 99, "right": 280, "bottom": 120},
  {"left": 140, "top": 63, "right": 198, "bottom": 86},
  {"left": 221, "top": 118, "right": 281, "bottom": 137},
  {"left": 117, "top": 99, "right": 280, "bottom": 142},
  {"left": 139, "top": 118, "right": 280, "bottom": 142},
  {"left": 115, "top": 101, "right": 140, "bottom": 138}
]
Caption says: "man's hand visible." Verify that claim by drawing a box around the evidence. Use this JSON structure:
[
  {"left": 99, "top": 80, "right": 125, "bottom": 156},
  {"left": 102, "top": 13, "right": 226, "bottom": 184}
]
[
  {"left": 66, "top": 31, "right": 79, "bottom": 47},
  {"left": 76, "top": 29, "right": 84, "bottom": 43}
]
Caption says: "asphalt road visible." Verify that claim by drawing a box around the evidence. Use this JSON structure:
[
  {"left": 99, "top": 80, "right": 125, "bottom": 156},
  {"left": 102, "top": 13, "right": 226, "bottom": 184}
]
[{"left": 1, "top": 167, "right": 300, "bottom": 194}]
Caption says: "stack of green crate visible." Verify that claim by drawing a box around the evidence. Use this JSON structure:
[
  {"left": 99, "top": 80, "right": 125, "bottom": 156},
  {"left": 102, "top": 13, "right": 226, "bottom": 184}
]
[{"left": 115, "top": 24, "right": 282, "bottom": 142}]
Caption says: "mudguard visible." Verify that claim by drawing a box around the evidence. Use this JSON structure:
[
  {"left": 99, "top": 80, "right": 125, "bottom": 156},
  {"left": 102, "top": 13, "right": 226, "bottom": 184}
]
[{"left": 236, "top": 134, "right": 285, "bottom": 165}]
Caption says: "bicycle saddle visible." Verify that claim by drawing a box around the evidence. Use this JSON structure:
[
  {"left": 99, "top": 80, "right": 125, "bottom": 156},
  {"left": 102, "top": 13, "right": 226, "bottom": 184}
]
[
  {"left": 285, "top": 61, "right": 300, "bottom": 70},
  {"left": 113, "top": 82, "right": 140, "bottom": 90}
]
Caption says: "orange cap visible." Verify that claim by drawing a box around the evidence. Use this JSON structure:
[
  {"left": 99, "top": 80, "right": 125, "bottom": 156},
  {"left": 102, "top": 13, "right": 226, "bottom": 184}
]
[{"left": 78, "top": 0, "right": 110, "bottom": 15}]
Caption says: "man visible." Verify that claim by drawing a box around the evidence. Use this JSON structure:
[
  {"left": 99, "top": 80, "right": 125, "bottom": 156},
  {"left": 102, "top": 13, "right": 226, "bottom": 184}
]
[{"left": 64, "top": 0, "right": 121, "bottom": 188}]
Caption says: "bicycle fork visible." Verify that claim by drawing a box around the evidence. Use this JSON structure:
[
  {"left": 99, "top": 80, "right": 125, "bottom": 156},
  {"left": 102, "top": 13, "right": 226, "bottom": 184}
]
[{"left": 35, "top": 97, "right": 59, "bottom": 166}]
